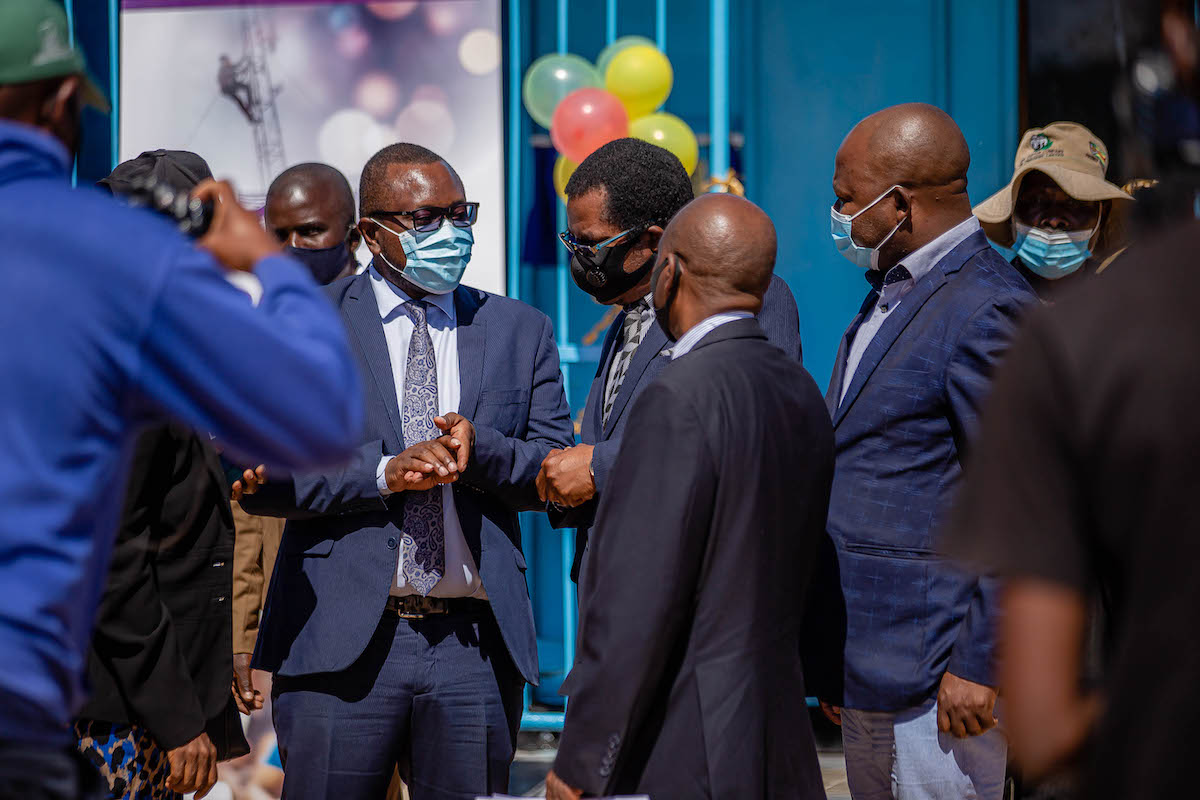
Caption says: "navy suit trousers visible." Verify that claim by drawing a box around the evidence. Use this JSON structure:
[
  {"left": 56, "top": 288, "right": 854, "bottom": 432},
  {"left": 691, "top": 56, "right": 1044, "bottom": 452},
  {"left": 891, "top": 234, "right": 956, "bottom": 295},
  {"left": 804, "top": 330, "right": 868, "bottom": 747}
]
[{"left": 272, "top": 607, "right": 523, "bottom": 800}]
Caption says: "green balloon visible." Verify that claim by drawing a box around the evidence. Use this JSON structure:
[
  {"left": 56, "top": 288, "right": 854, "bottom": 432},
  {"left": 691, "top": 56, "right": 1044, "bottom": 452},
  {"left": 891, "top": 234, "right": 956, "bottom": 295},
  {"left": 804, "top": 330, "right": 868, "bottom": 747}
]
[
  {"left": 596, "top": 35, "right": 658, "bottom": 77},
  {"left": 522, "top": 53, "right": 601, "bottom": 130}
]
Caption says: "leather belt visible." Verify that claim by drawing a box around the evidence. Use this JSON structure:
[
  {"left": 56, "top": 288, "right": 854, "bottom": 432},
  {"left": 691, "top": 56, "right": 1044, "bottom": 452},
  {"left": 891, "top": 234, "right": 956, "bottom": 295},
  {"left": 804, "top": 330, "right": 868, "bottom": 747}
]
[{"left": 385, "top": 595, "right": 487, "bottom": 620}]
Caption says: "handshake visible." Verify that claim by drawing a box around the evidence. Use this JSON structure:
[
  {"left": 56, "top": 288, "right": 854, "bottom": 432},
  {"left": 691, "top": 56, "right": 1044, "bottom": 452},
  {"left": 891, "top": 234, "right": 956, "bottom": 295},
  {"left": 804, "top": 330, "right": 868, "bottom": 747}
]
[{"left": 384, "top": 413, "right": 476, "bottom": 493}]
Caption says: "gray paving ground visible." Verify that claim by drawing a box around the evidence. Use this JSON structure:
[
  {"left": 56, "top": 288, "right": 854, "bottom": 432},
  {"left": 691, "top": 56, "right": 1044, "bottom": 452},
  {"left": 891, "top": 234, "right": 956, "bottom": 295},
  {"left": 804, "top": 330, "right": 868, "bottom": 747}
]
[{"left": 509, "top": 741, "right": 850, "bottom": 798}]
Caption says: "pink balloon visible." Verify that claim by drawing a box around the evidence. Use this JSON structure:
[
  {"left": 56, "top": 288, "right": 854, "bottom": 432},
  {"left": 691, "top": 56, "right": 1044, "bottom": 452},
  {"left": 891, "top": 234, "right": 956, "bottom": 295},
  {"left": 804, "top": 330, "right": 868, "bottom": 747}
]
[{"left": 550, "top": 88, "right": 629, "bottom": 164}]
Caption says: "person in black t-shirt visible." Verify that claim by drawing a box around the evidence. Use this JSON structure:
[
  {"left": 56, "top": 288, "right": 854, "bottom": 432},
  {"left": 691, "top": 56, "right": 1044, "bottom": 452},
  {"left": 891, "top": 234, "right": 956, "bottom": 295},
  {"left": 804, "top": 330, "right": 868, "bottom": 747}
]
[{"left": 945, "top": 218, "right": 1200, "bottom": 799}]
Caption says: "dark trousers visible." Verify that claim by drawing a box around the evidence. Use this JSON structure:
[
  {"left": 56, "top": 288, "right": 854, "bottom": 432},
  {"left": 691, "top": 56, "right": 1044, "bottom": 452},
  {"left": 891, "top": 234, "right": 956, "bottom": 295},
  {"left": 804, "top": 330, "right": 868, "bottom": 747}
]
[{"left": 272, "top": 606, "right": 523, "bottom": 800}]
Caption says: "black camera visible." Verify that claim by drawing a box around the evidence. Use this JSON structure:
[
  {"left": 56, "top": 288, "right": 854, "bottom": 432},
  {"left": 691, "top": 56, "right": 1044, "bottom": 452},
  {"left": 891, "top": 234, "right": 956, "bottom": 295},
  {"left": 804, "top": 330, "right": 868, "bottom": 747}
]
[{"left": 121, "top": 173, "right": 214, "bottom": 238}]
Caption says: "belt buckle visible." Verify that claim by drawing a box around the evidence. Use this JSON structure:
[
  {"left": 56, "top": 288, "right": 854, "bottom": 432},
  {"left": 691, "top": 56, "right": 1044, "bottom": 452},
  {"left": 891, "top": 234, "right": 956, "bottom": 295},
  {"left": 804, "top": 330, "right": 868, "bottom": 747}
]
[{"left": 395, "top": 596, "right": 445, "bottom": 619}]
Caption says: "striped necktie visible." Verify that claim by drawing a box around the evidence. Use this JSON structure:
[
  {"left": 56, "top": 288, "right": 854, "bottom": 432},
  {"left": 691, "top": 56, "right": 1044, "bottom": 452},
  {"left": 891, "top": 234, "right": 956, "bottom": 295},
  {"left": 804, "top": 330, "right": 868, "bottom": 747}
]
[{"left": 602, "top": 299, "right": 650, "bottom": 426}]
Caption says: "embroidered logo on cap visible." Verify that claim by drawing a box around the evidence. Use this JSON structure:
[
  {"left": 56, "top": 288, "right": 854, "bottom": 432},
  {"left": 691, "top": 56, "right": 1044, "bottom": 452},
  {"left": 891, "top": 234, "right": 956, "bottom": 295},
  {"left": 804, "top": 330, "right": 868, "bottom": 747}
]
[
  {"left": 1029, "top": 134, "right": 1053, "bottom": 152},
  {"left": 1088, "top": 141, "right": 1108, "bottom": 169}
]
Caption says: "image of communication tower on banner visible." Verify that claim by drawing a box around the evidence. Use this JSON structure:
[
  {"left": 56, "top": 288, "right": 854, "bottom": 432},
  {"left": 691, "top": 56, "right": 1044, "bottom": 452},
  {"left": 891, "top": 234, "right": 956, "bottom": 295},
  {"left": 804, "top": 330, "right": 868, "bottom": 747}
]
[{"left": 120, "top": 0, "right": 506, "bottom": 294}]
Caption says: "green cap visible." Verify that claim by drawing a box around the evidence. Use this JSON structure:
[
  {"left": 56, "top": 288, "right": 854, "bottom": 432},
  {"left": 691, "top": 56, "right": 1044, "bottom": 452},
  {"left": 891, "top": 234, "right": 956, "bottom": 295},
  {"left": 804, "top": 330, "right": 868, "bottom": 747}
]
[{"left": 0, "top": 0, "right": 109, "bottom": 112}]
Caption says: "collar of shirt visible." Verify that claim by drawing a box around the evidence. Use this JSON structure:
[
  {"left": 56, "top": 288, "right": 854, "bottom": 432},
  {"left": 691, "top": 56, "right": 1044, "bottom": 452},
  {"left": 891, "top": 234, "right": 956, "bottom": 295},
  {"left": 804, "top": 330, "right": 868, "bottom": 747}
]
[
  {"left": 368, "top": 262, "right": 457, "bottom": 327},
  {"left": 670, "top": 311, "right": 754, "bottom": 360},
  {"left": 867, "top": 215, "right": 981, "bottom": 310}
]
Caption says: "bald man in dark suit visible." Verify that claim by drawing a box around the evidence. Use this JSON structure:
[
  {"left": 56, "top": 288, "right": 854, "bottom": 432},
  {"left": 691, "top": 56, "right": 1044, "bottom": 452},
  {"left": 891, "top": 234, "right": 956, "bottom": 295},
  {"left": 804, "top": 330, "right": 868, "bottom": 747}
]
[{"left": 547, "top": 194, "right": 834, "bottom": 800}]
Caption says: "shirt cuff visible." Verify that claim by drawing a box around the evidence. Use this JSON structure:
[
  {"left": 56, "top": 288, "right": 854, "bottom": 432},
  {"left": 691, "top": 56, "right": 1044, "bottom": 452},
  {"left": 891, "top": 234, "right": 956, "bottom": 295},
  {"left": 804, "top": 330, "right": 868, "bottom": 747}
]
[{"left": 377, "top": 455, "right": 394, "bottom": 496}]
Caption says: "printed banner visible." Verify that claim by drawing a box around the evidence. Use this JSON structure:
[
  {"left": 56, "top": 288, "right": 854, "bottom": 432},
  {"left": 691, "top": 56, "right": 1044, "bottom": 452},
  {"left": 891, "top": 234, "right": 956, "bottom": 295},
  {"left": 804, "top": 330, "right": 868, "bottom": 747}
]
[{"left": 120, "top": 1, "right": 506, "bottom": 294}]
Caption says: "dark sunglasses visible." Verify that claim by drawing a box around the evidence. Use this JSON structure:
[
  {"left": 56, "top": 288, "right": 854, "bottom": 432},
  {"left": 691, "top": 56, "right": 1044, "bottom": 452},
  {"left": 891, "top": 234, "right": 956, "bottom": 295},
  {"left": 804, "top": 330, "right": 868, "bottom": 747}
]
[
  {"left": 558, "top": 222, "right": 652, "bottom": 267},
  {"left": 369, "top": 202, "right": 479, "bottom": 233}
]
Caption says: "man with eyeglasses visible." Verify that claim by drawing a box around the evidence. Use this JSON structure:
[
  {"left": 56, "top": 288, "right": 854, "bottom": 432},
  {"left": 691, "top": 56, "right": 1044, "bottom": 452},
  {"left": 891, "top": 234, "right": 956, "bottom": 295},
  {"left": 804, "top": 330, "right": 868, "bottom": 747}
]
[
  {"left": 536, "top": 137, "right": 802, "bottom": 589},
  {"left": 239, "top": 142, "right": 574, "bottom": 800}
]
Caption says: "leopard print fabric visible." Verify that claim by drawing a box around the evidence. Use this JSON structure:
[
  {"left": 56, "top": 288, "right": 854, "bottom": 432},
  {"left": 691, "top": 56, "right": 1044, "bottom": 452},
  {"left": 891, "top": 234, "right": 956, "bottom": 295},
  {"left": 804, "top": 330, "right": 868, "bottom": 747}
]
[{"left": 74, "top": 720, "right": 180, "bottom": 800}]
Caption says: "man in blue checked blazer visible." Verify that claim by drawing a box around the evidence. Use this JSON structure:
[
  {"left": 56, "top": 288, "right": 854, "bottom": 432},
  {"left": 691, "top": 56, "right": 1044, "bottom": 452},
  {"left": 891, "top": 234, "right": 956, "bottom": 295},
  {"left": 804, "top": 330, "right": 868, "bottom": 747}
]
[
  {"left": 240, "top": 144, "right": 573, "bottom": 800},
  {"left": 536, "top": 138, "right": 803, "bottom": 587},
  {"left": 806, "top": 104, "right": 1038, "bottom": 800}
]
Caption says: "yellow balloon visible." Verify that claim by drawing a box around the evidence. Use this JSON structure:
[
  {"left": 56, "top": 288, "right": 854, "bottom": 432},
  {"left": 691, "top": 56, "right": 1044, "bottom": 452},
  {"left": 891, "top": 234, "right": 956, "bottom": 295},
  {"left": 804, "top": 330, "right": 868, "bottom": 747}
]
[
  {"left": 553, "top": 155, "right": 578, "bottom": 203},
  {"left": 604, "top": 44, "right": 673, "bottom": 120},
  {"left": 629, "top": 112, "right": 698, "bottom": 175}
]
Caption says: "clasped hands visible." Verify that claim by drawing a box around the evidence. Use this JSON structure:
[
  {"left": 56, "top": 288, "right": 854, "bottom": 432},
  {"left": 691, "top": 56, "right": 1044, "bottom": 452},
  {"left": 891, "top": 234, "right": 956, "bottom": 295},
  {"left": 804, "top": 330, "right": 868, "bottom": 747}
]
[{"left": 385, "top": 413, "right": 476, "bottom": 492}]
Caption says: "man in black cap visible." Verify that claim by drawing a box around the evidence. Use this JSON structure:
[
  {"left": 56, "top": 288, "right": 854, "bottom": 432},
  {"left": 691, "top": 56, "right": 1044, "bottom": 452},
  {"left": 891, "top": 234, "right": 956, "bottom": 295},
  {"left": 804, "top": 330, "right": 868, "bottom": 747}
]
[{"left": 77, "top": 150, "right": 257, "bottom": 800}]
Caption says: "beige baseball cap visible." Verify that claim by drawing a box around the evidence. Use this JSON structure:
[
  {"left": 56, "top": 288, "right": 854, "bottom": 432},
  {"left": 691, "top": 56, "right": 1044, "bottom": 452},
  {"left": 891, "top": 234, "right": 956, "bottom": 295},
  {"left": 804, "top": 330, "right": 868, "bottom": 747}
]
[{"left": 974, "top": 122, "right": 1132, "bottom": 245}]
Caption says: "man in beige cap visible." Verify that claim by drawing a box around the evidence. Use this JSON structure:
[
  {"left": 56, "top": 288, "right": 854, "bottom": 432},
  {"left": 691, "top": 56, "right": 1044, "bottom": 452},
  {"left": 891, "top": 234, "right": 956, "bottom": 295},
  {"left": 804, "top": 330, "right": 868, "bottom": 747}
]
[{"left": 975, "top": 122, "right": 1134, "bottom": 293}]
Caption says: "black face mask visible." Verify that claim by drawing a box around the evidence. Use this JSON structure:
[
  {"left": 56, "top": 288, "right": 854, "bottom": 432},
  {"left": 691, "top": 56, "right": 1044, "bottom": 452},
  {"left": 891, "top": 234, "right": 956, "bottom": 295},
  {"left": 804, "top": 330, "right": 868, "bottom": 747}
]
[
  {"left": 651, "top": 258, "right": 682, "bottom": 342},
  {"left": 285, "top": 243, "right": 354, "bottom": 285},
  {"left": 565, "top": 223, "right": 656, "bottom": 304}
]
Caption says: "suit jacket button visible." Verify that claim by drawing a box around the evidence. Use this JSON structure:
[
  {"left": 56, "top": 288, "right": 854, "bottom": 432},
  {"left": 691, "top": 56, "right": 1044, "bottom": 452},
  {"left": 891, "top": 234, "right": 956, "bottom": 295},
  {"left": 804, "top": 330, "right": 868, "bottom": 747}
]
[{"left": 387, "top": 537, "right": 398, "bottom": 550}]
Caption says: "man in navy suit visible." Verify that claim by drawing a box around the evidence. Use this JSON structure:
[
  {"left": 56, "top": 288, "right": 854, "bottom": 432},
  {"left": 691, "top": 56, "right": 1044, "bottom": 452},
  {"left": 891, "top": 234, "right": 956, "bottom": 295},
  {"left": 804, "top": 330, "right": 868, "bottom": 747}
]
[
  {"left": 536, "top": 138, "right": 803, "bottom": 585},
  {"left": 240, "top": 143, "right": 574, "bottom": 800},
  {"left": 808, "top": 104, "right": 1038, "bottom": 799}
]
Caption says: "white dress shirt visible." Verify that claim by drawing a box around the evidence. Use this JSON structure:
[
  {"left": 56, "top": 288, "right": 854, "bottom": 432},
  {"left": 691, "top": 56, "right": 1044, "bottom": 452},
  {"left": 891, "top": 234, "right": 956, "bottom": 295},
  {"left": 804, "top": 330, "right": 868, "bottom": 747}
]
[
  {"left": 670, "top": 311, "right": 754, "bottom": 360},
  {"left": 839, "top": 216, "right": 981, "bottom": 404},
  {"left": 368, "top": 266, "right": 485, "bottom": 599}
]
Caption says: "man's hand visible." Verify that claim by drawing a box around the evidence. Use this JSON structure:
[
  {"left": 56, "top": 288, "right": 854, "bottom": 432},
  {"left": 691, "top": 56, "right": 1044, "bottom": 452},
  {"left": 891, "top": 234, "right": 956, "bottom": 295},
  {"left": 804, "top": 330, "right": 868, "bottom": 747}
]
[
  {"left": 231, "top": 653, "right": 262, "bottom": 714},
  {"left": 545, "top": 769, "right": 584, "bottom": 800},
  {"left": 434, "top": 413, "right": 475, "bottom": 472},
  {"left": 165, "top": 732, "right": 218, "bottom": 798},
  {"left": 819, "top": 701, "right": 842, "bottom": 727},
  {"left": 230, "top": 465, "right": 266, "bottom": 503},
  {"left": 937, "top": 671, "right": 999, "bottom": 738},
  {"left": 386, "top": 440, "right": 461, "bottom": 493},
  {"left": 536, "top": 445, "right": 596, "bottom": 507},
  {"left": 194, "top": 179, "right": 281, "bottom": 272}
]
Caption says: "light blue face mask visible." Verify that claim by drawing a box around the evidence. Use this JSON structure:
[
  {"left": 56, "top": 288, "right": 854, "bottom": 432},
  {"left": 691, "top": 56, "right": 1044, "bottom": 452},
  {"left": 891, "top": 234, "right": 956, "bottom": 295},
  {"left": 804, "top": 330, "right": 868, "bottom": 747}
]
[
  {"left": 830, "top": 184, "right": 905, "bottom": 271},
  {"left": 367, "top": 218, "right": 474, "bottom": 294},
  {"left": 1013, "top": 221, "right": 1095, "bottom": 280}
]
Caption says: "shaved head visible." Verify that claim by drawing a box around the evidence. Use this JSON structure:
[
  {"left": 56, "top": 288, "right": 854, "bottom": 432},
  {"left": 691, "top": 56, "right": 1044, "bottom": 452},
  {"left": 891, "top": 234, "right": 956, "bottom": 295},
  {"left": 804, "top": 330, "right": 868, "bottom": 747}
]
[
  {"left": 653, "top": 194, "right": 776, "bottom": 339},
  {"left": 832, "top": 103, "right": 974, "bottom": 272},
  {"left": 663, "top": 193, "right": 776, "bottom": 299},
  {"left": 266, "top": 162, "right": 356, "bottom": 233}
]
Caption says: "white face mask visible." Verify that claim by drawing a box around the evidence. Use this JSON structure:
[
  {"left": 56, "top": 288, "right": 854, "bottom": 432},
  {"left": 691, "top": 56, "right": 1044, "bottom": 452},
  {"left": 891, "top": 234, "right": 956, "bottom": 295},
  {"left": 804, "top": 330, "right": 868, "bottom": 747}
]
[
  {"left": 829, "top": 185, "right": 905, "bottom": 271},
  {"left": 366, "top": 217, "right": 474, "bottom": 295}
]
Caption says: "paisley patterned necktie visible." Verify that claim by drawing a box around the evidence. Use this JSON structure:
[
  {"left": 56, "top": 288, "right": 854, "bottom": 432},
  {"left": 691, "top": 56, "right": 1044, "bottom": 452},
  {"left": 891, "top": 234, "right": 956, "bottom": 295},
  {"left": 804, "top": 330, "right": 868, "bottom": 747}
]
[{"left": 399, "top": 300, "right": 444, "bottom": 595}]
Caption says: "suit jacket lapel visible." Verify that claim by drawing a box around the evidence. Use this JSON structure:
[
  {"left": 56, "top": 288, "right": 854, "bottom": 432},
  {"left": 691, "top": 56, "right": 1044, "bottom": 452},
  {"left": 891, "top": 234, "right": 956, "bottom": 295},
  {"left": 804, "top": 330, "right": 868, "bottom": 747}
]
[
  {"left": 602, "top": 319, "right": 669, "bottom": 437},
  {"left": 826, "top": 297, "right": 874, "bottom": 417},
  {"left": 584, "top": 312, "right": 624, "bottom": 443},
  {"left": 343, "top": 273, "right": 405, "bottom": 444},
  {"left": 832, "top": 230, "right": 990, "bottom": 428},
  {"left": 454, "top": 288, "right": 485, "bottom": 419}
]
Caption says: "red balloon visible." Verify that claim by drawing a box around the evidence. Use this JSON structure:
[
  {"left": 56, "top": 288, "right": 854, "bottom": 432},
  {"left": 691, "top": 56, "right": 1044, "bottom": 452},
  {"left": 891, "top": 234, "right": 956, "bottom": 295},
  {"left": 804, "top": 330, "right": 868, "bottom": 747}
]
[{"left": 550, "top": 88, "right": 629, "bottom": 164}]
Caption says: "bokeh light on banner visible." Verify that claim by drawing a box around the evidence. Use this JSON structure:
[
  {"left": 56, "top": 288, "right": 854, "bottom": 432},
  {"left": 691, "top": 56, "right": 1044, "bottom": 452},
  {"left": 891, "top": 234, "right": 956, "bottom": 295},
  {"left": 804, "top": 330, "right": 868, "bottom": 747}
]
[
  {"left": 335, "top": 26, "right": 370, "bottom": 59},
  {"left": 394, "top": 98, "right": 456, "bottom": 152},
  {"left": 318, "top": 108, "right": 396, "bottom": 185},
  {"left": 366, "top": 1, "right": 418, "bottom": 21},
  {"left": 354, "top": 72, "right": 402, "bottom": 119},
  {"left": 458, "top": 29, "right": 501, "bottom": 76},
  {"left": 424, "top": 3, "right": 470, "bottom": 36}
]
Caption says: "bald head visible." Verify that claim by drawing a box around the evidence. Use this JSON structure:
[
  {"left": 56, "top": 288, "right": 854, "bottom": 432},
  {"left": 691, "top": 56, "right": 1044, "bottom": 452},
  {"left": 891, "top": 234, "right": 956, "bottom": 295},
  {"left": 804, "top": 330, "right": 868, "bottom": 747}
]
[
  {"left": 652, "top": 194, "right": 776, "bottom": 340},
  {"left": 662, "top": 193, "right": 776, "bottom": 299},
  {"left": 832, "top": 103, "right": 974, "bottom": 272},
  {"left": 848, "top": 102, "right": 970, "bottom": 190},
  {"left": 266, "top": 162, "right": 357, "bottom": 249}
]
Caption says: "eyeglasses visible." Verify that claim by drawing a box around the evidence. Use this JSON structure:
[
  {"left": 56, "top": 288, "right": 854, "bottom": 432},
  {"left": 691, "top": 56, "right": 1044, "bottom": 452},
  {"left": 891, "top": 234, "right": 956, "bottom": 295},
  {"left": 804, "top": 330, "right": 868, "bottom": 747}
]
[
  {"left": 368, "top": 202, "right": 479, "bottom": 233},
  {"left": 558, "top": 222, "right": 652, "bottom": 267}
]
